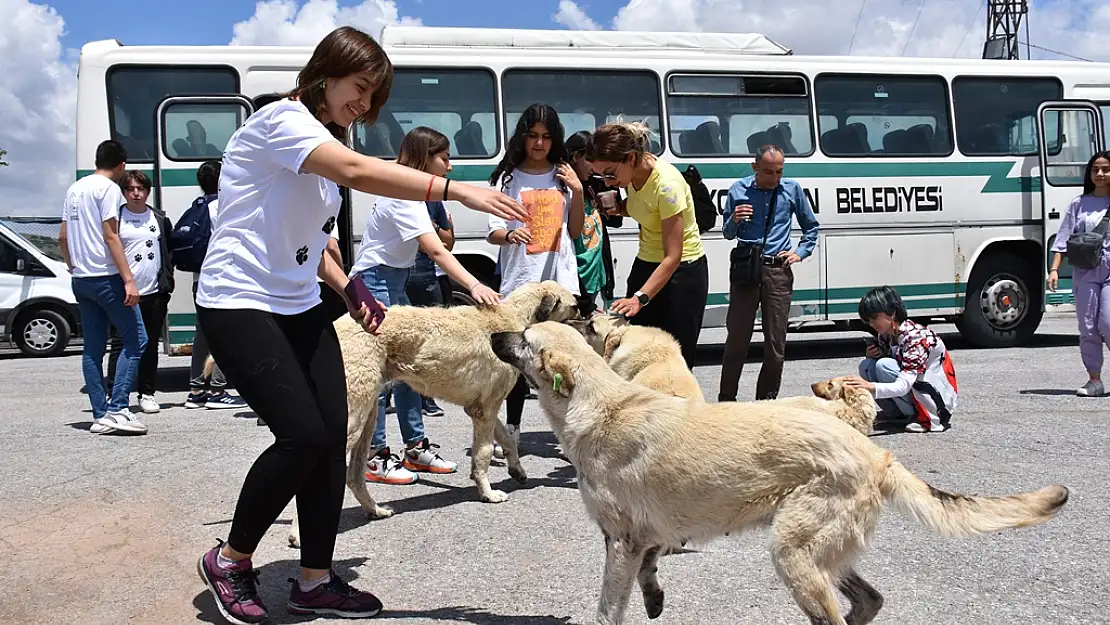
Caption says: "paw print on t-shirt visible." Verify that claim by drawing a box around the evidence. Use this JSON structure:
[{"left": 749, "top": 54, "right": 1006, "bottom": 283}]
[
  {"left": 147, "top": 252, "right": 155, "bottom": 261},
  {"left": 149, "top": 224, "right": 157, "bottom": 233},
  {"left": 322, "top": 216, "right": 336, "bottom": 234},
  {"left": 295, "top": 246, "right": 309, "bottom": 265},
  {"left": 133, "top": 253, "right": 143, "bottom": 264},
  {"left": 145, "top": 240, "right": 153, "bottom": 248}
]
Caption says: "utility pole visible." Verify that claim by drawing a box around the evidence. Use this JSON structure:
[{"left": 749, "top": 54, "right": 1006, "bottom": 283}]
[{"left": 983, "top": 0, "right": 1029, "bottom": 60}]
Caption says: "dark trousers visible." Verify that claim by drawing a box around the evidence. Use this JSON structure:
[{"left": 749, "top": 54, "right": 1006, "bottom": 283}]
[
  {"left": 718, "top": 263, "right": 794, "bottom": 401},
  {"left": 625, "top": 254, "right": 709, "bottom": 369},
  {"left": 197, "top": 302, "right": 347, "bottom": 570},
  {"left": 107, "top": 292, "right": 169, "bottom": 396}
]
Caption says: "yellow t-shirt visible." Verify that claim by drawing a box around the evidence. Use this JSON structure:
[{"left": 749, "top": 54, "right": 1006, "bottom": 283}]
[{"left": 625, "top": 158, "right": 705, "bottom": 263}]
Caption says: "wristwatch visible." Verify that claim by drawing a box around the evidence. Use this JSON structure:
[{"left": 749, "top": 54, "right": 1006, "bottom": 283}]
[{"left": 634, "top": 290, "right": 650, "bottom": 306}]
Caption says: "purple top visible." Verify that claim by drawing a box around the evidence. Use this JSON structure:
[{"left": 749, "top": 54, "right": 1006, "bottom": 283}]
[{"left": 1051, "top": 194, "right": 1110, "bottom": 253}]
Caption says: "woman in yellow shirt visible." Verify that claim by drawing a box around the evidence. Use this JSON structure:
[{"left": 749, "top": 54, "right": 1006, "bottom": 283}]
[{"left": 585, "top": 121, "right": 708, "bottom": 368}]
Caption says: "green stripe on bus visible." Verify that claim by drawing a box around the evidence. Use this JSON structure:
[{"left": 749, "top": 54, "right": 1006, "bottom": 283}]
[{"left": 78, "top": 160, "right": 1039, "bottom": 192}]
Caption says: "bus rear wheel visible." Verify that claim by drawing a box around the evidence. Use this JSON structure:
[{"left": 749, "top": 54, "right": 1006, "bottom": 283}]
[{"left": 955, "top": 252, "right": 1042, "bottom": 348}]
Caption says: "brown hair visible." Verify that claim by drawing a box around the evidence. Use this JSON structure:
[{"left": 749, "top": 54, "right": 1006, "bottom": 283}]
[
  {"left": 397, "top": 126, "right": 451, "bottom": 173},
  {"left": 285, "top": 26, "right": 394, "bottom": 141},
  {"left": 585, "top": 120, "right": 654, "bottom": 164},
  {"left": 120, "top": 170, "right": 152, "bottom": 191}
]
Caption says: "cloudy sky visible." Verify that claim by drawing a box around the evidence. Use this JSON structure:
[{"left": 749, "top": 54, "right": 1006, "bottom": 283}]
[{"left": 2, "top": 0, "right": 1108, "bottom": 216}]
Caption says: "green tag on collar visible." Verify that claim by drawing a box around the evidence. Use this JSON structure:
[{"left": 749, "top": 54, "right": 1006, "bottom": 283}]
[{"left": 552, "top": 373, "right": 563, "bottom": 392}]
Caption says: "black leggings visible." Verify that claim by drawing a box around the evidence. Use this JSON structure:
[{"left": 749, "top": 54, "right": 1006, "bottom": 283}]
[
  {"left": 196, "top": 302, "right": 347, "bottom": 570},
  {"left": 506, "top": 375, "right": 529, "bottom": 428},
  {"left": 626, "top": 254, "right": 709, "bottom": 369},
  {"left": 107, "top": 292, "right": 169, "bottom": 395}
]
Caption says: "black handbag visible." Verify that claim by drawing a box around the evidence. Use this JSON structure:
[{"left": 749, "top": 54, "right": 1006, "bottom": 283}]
[
  {"left": 729, "top": 185, "right": 779, "bottom": 286},
  {"left": 1066, "top": 204, "right": 1110, "bottom": 270}
]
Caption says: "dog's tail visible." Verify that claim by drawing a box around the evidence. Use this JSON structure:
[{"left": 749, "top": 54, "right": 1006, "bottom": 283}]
[{"left": 879, "top": 455, "right": 1069, "bottom": 538}]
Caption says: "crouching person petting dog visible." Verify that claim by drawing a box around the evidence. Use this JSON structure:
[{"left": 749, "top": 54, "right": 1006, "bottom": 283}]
[
  {"left": 350, "top": 125, "right": 502, "bottom": 486},
  {"left": 845, "top": 286, "right": 957, "bottom": 433},
  {"left": 491, "top": 321, "right": 1068, "bottom": 625},
  {"left": 193, "top": 26, "right": 527, "bottom": 625}
]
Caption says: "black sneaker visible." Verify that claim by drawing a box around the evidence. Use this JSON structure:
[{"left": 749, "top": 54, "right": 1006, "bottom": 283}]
[
  {"left": 421, "top": 397, "right": 445, "bottom": 417},
  {"left": 185, "top": 391, "right": 208, "bottom": 409},
  {"left": 287, "top": 571, "right": 383, "bottom": 618}
]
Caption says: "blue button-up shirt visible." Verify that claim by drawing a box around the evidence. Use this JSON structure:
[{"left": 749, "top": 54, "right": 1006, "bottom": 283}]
[{"left": 722, "top": 176, "right": 819, "bottom": 259}]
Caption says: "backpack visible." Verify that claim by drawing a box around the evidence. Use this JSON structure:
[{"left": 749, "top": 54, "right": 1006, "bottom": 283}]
[
  {"left": 681, "top": 164, "right": 719, "bottom": 233},
  {"left": 169, "top": 194, "right": 215, "bottom": 273}
]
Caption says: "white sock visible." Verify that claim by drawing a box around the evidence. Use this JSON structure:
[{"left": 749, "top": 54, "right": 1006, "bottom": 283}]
[
  {"left": 299, "top": 572, "right": 331, "bottom": 592},
  {"left": 216, "top": 552, "right": 239, "bottom": 570}
]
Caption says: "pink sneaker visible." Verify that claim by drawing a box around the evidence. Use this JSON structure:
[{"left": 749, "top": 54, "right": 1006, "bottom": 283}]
[{"left": 197, "top": 540, "right": 268, "bottom": 624}]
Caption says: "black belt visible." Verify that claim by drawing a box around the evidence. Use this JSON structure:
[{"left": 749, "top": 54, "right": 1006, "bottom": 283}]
[{"left": 760, "top": 254, "right": 787, "bottom": 267}]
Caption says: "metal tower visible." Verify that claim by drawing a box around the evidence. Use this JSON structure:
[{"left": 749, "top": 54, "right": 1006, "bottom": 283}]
[{"left": 983, "top": 0, "right": 1029, "bottom": 60}]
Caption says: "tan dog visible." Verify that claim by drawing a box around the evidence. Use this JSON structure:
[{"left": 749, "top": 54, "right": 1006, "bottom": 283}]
[
  {"left": 282, "top": 281, "right": 580, "bottom": 548},
  {"left": 765, "top": 376, "right": 879, "bottom": 436},
  {"left": 490, "top": 321, "right": 1069, "bottom": 625},
  {"left": 566, "top": 313, "right": 704, "bottom": 402}
]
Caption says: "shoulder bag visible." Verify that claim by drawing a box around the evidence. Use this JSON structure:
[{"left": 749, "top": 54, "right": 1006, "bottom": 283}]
[
  {"left": 1066, "top": 203, "right": 1110, "bottom": 270},
  {"left": 729, "top": 185, "right": 779, "bottom": 286}
]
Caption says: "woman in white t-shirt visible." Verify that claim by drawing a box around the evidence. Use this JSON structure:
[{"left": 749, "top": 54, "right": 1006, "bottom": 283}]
[
  {"left": 106, "top": 170, "right": 174, "bottom": 415},
  {"left": 486, "top": 103, "right": 584, "bottom": 454},
  {"left": 193, "top": 27, "right": 525, "bottom": 625},
  {"left": 350, "top": 126, "right": 499, "bottom": 486}
]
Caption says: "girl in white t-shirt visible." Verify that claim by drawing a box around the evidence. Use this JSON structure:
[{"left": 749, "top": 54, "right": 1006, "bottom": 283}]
[
  {"left": 105, "top": 170, "right": 174, "bottom": 415},
  {"left": 349, "top": 126, "right": 499, "bottom": 486},
  {"left": 193, "top": 26, "right": 525, "bottom": 625},
  {"left": 486, "top": 103, "right": 584, "bottom": 454}
]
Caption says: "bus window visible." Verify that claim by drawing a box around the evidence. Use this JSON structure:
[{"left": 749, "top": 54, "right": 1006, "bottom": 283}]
[
  {"left": 353, "top": 68, "right": 499, "bottom": 159},
  {"left": 162, "top": 103, "right": 246, "bottom": 161},
  {"left": 814, "top": 73, "right": 952, "bottom": 157},
  {"left": 107, "top": 66, "right": 239, "bottom": 163},
  {"left": 1100, "top": 104, "right": 1110, "bottom": 148},
  {"left": 952, "top": 76, "right": 1062, "bottom": 156},
  {"left": 666, "top": 73, "right": 813, "bottom": 157},
  {"left": 501, "top": 69, "right": 664, "bottom": 154}
]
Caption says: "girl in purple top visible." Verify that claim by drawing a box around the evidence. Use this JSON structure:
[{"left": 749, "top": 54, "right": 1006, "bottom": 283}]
[{"left": 1049, "top": 150, "right": 1110, "bottom": 396}]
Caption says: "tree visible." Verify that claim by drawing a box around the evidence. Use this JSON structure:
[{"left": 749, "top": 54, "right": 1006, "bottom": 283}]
[{"left": 0, "top": 148, "right": 7, "bottom": 167}]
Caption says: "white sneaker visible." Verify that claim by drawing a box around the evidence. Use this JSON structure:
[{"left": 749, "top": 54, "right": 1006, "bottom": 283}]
[
  {"left": 97, "top": 409, "right": 148, "bottom": 435},
  {"left": 403, "top": 439, "right": 458, "bottom": 474},
  {"left": 366, "top": 449, "right": 418, "bottom": 485},
  {"left": 1077, "top": 379, "right": 1105, "bottom": 397},
  {"left": 138, "top": 394, "right": 160, "bottom": 414}
]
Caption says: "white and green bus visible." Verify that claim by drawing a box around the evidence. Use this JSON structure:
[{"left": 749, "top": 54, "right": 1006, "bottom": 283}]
[{"left": 75, "top": 26, "right": 1109, "bottom": 353}]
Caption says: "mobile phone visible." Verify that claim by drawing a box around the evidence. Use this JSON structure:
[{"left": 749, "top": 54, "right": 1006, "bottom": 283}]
[{"left": 344, "top": 279, "right": 386, "bottom": 326}]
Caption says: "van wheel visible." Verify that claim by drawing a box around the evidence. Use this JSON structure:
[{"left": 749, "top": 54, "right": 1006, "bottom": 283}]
[
  {"left": 956, "top": 252, "right": 1042, "bottom": 348},
  {"left": 13, "top": 308, "right": 71, "bottom": 358}
]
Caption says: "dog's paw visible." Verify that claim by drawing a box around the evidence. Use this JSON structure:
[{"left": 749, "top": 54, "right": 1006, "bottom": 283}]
[
  {"left": 508, "top": 465, "right": 529, "bottom": 484},
  {"left": 643, "top": 588, "right": 664, "bottom": 619},
  {"left": 481, "top": 489, "right": 509, "bottom": 503},
  {"left": 369, "top": 505, "right": 394, "bottom": 520}
]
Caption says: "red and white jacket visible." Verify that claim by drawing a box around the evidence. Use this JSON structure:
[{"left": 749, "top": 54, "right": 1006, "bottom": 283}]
[{"left": 875, "top": 320, "right": 958, "bottom": 431}]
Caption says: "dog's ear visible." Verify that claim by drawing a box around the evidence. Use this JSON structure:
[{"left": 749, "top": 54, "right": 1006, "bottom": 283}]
[
  {"left": 607, "top": 313, "right": 631, "bottom": 328},
  {"left": 602, "top": 327, "right": 627, "bottom": 361},
  {"left": 539, "top": 348, "right": 575, "bottom": 397},
  {"left": 565, "top": 318, "right": 591, "bottom": 333},
  {"left": 534, "top": 293, "right": 558, "bottom": 323},
  {"left": 810, "top": 379, "right": 835, "bottom": 400}
]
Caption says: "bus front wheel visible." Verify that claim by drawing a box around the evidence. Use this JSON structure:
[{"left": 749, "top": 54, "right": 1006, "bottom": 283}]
[{"left": 956, "top": 252, "right": 1042, "bottom": 348}]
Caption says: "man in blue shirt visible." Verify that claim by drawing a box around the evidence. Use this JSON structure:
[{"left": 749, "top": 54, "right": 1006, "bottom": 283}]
[{"left": 718, "top": 145, "right": 819, "bottom": 401}]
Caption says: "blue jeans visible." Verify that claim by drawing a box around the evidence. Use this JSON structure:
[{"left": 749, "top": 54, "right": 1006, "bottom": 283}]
[
  {"left": 72, "top": 275, "right": 148, "bottom": 419},
  {"left": 354, "top": 265, "right": 425, "bottom": 450},
  {"left": 858, "top": 357, "right": 914, "bottom": 417}
]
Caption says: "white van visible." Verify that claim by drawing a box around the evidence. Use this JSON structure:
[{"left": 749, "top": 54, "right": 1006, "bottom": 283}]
[{"left": 0, "top": 221, "right": 81, "bottom": 357}]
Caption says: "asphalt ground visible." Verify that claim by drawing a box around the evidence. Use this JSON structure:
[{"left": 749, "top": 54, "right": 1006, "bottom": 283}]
[{"left": 0, "top": 312, "right": 1104, "bottom": 625}]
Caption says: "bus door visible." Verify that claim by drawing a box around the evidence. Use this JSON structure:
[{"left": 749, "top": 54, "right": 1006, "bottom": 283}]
[
  {"left": 154, "top": 95, "right": 255, "bottom": 354},
  {"left": 1036, "top": 101, "right": 1104, "bottom": 306}
]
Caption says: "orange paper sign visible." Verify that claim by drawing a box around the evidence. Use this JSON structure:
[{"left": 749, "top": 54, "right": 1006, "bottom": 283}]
[{"left": 522, "top": 188, "right": 565, "bottom": 255}]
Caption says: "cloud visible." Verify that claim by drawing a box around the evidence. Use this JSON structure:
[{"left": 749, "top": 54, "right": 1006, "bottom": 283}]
[
  {"left": 0, "top": 0, "right": 77, "bottom": 218},
  {"left": 606, "top": 0, "right": 1110, "bottom": 61},
  {"left": 553, "top": 0, "right": 601, "bottom": 31},
  {"left": 230, "top": 0, "right": 422, "bottom": 45}
]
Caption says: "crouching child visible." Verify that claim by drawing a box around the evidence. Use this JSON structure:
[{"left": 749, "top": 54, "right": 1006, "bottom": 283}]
[{"left": 845, "top": 285, "right": 957, "bottom": 433}]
